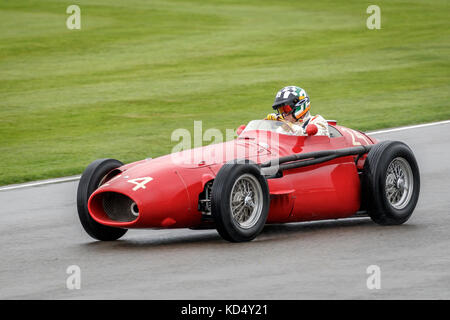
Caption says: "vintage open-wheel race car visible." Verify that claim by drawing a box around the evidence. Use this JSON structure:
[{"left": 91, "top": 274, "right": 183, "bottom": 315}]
[{"left": 77, "top": 120, "right": 420, "bottom": 242}]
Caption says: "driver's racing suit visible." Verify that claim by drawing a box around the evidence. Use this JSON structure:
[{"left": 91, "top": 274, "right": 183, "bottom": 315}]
[{"left": 265, "top": 113, "right": 330, "bottom": 137}]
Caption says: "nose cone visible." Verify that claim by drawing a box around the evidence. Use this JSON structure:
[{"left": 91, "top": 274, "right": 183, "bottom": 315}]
[{"left": 88, "top": 162, "right": 194, "bottom": 228}]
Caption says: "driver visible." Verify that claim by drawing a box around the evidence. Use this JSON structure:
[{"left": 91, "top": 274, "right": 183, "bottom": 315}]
[{"left": 265, "top": 86, "right": 329, "bottom": 136}]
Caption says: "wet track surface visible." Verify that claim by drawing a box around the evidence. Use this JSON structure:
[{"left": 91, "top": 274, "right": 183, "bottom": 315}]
[{"left": 1, "top": 123, "right": 449, "bottom": 299}]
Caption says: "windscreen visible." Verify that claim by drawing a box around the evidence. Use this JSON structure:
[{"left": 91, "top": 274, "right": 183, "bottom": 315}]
[{"left": 242, "top": 120, "right": 304, "bottom": 136}]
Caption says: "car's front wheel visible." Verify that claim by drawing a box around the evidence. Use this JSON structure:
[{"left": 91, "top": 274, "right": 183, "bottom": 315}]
[
  {"left": 211, "top": 160, "right": 270, "bottom": 242},
  {"left": 77, "top": 158, "right": 128, "bottom": 241}
]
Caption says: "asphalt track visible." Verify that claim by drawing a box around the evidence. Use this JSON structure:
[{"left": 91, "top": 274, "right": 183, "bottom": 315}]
[{"left": 1, "top": 122, "right": 449, "bottom": 299}]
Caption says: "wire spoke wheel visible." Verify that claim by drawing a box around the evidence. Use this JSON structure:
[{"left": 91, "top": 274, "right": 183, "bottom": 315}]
[
  {"left": 385, "top": 157, "right": 414, "bottom": 210},
  {"left": 230, "top": 174, "right": 263, "bottom": 229},
  {"left": 363, "top": 140, "right": 420, "bottom": 225},
  {"left": 211, "top": 160, "right": 270, "bottom": 242}
]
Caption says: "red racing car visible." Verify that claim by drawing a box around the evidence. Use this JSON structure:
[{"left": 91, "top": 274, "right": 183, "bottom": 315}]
[{"left": 77, "top": 120, "right": 420, "bottom": 242}]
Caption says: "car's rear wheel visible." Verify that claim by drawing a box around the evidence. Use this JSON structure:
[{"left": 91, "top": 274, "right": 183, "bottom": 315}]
[
  {"left": 77, "top": 159, "right": 128, "bottom": 241},
  {"left": 362, "top": 141, "right": 420, "bottom": 225},
  {"left": 211, "top": 160, "right": 270, "bottom": 242}
]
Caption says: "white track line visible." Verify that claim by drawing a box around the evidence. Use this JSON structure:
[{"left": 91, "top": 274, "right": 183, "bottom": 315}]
[
  {"left": 368, "top": 120, "right": 450, "bottom": 135},
  {"left": 1, "top": 119, "right": 449, "bottom": 192},
  {"left": 0, "top": 175, "right": 81, "bottom": 192}
]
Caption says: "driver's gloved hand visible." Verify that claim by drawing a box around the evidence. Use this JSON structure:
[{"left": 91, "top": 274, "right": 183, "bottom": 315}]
[
  {"left": 306, "top": 124, "right": 318, "bottom": 136},
  {"left": 265, "top": 113, "right": 284, "bottom": 121}
]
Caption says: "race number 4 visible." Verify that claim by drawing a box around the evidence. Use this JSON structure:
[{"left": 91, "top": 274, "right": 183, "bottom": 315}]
[{"left": 127, "top": 177, "right": 153, "bottom": 191}]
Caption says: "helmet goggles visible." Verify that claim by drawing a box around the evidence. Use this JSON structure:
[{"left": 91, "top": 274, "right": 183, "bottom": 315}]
[
  {"left": 276, "top": 105, "right": 294, "bottom": 116},
  {"left": 275, "top": 96, "right": 309, "bottom": 118}
]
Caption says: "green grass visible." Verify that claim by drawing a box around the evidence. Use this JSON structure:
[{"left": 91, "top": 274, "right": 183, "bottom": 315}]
[{"left": 0, "top": 0, "right": 449, "bottom": 185}]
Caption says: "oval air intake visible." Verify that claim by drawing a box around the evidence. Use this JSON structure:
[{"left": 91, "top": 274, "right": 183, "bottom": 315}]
[{"left": 101, "top": 192, "right": 139, "bottom": 222}]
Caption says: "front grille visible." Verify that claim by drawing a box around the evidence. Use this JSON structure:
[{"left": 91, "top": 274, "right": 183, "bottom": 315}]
[{"left": 102, "top": 192, "right": 139, "bottom": 222}]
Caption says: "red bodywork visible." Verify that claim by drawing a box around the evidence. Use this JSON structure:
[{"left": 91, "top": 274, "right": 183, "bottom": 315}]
[{"left": 88, "top": 124, "right": 378, "bottom": 229}]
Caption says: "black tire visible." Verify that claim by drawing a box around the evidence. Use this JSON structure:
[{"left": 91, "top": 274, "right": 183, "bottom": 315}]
[
  {"left": 77, "top": 159, "right": 128, "bottom": 241},
  {"left": 211, "top": 160, "right": 270, "bottom": 242},
  {"left": 362, "top": 141, "right": 420, "bottom": 225}
]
